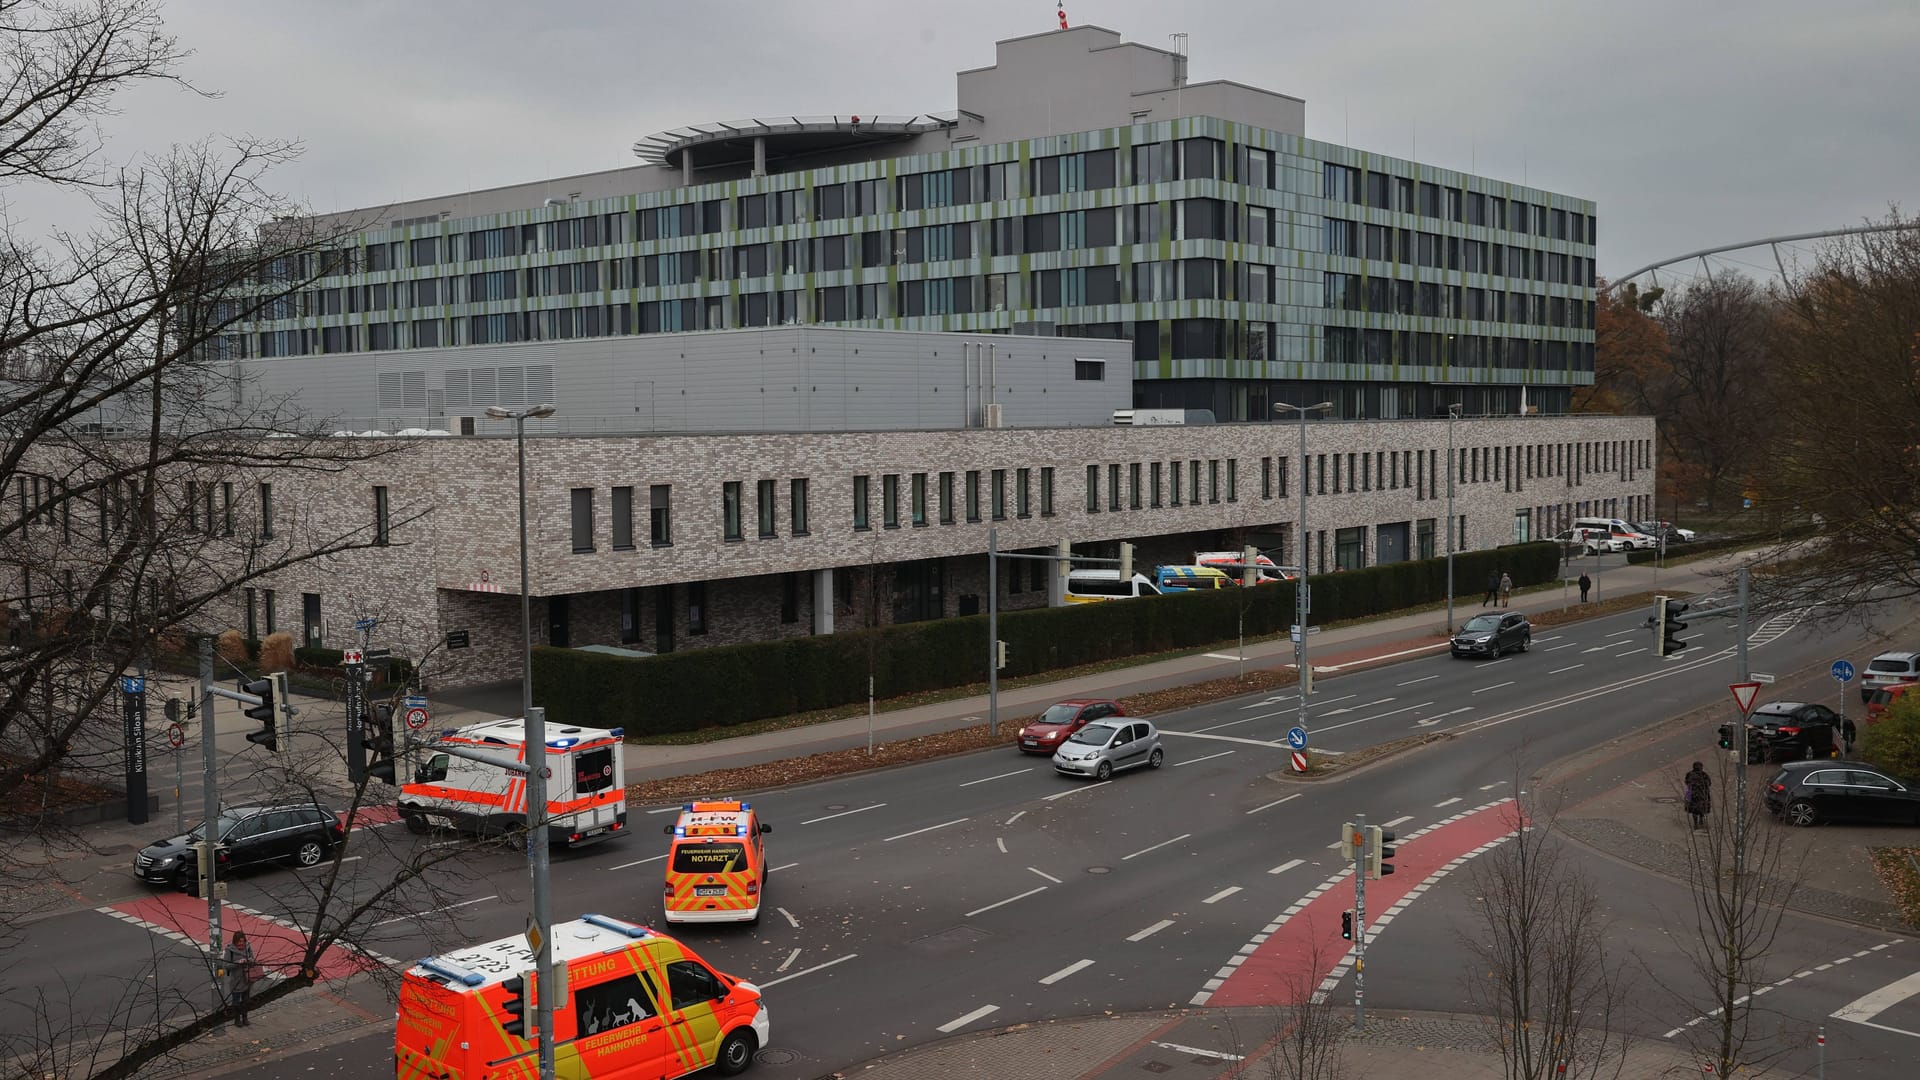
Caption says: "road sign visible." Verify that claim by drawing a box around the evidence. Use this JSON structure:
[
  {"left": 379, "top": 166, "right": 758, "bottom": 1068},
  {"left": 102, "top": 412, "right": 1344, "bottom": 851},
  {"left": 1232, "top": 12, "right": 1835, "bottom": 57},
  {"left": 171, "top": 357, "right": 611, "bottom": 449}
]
[
  {"left": 1831, "top": 660, "right": 1856, "bottom": 684},
  {"left": 405, "top": 693, "right": 427, "bottom": 709},
  {"left": 167, "top": 723, "right": 185, "bottom": 749},
  {"left": 354, "top": 617, "right": 378, "bottom": 632},
  {"left": 341, "top": 648, "right": 364, "bottom": 665},
  {"left": 405, "top": 706, "right": 430, "bottom": 730},
  {"left": 1729, "top": 682, "right": 1762, "bottom": 714},
  {"left": 1290, "top": 751, "right": 1309, "bottom": 773},
  {"left": 120, "top": 676, "right": 144, "bottom": 694},
  {"left": 1751, "top": 672, "right": 1776, "bottom": 684},
  {"left": 1287, "top": 726, "right": 1308, "bottom": 750},
  {"left": 524, "top": 915, "right": 543, "bottom": 958},
  {"left": 365, "top": 647, "right": 393, "bottom": 660}
]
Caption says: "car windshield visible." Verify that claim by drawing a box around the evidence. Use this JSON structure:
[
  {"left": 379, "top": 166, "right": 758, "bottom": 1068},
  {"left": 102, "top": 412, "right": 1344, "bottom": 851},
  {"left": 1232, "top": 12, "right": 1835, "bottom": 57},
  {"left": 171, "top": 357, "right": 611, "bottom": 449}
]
[
  {"left": 1036, "top": 704, "right": 1081, "bottom": 725},
  {"left": 1462, "top": 615, "right": 1500, "bottom": 633},
  {"left": 186, "top": 814, "right": 240, "bottom": 841},
  {"left": 1067, "top": 722, "right": 1118, "bottom": 746}
]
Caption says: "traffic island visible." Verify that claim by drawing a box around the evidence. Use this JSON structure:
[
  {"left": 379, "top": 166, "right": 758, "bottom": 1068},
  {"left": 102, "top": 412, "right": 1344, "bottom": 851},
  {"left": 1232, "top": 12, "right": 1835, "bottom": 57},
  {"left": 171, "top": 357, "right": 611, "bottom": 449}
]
[{"left": 1264, "top": 731, "right": 1454, "bottom": 783}]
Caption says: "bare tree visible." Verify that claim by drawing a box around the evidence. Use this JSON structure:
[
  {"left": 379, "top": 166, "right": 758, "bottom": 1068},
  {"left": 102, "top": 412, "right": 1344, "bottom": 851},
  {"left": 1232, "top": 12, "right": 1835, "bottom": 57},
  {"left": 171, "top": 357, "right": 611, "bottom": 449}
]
[
  {"left": 1459, "top": 786, "right": 1632, "bottom": 1080},
  {"left": 1651, "top": 274, "right": 1774, "bottom": 513},
  {"left": 1264, "top": 931, "right": 1348, "bottom": 1080}
]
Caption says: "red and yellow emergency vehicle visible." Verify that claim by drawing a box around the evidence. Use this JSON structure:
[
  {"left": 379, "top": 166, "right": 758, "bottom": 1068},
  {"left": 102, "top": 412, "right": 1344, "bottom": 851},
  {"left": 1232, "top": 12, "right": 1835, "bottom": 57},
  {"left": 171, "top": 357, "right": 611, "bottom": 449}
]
[
  {"left": 396, "top": 912, "right": 769, "bottom": 1079},
  {"left": 661, "top": 800, "right": 771, "bottom": 925},
  {"left": 399, "top": 718, "right": 627, "bottom": 847}
]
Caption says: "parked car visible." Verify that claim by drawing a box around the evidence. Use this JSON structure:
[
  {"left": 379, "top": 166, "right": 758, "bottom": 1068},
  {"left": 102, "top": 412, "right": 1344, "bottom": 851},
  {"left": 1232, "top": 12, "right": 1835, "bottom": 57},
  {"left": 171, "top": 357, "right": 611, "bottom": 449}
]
[
  {"left": 1610, "top": 529, "right": 1658, "bottom": 551},
  {"left": 1633, "top": 521, "right": 1696, "bottom": 544},
  {"left": 1765, "top": 760, "right": 1920, "bottom": 826},
  {"left": 1862, "top": 651, "right": 1920, "bottom": 703},
  {"left": 1553, "top": 527, "right": 1625, "bottom": 555},
  {"left": 1865, "top": 681, "right": 1920, "bottom": 725},
  {"left": 1716, "top": 701, "right": 1841, "bottom": 764},
  {"left": 1450, "top": 611, "right": 1531, "bottom": 658},
  {"left": 1052, "top": 718, "right": 1164, "bottom": 780},
  {"left": 1017, "top": 699, "right": 1126, "bottom": 755},
  {"left": 134, "top": 802, "right": 344, "bottom": 892}
]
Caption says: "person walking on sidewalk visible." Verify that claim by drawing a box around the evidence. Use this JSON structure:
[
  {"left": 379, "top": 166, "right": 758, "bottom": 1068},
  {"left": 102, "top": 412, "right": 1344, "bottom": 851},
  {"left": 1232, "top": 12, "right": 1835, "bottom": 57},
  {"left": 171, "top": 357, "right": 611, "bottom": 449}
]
[
  {"left": 1498, "top": 571, "right": 1514, "bottom": 608},
  {"left": 1841, "top": 714, "right": 1858, "bottom": 756},
  {"left": 1682, "top": 762, "right": 1712, "bottom": 829},
  {"left": 1482, "top": 571, "right": 1499, "bottom": 607},
  {"left": 223, "top": 931, "right": 259, "bottom": 1026},
  {"left": 1578, "top": 571, "right": 1592, "bottom": 603}
]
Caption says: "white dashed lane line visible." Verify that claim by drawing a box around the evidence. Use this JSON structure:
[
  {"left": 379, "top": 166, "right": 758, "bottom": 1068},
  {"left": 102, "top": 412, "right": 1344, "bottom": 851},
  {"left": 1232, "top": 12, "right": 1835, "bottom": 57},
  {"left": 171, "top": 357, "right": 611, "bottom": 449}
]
[
  {"left": 1434, "top": 797, "right": 1462, "bottom": 808},
  {"left": 1267, "top": 858, "right": 1304, "bottom": 875},
  {"left": 938, "top": 1004, "right": 1000, "bottom": 1032},
  {"left": 1473, "top": 681, "right": 1515, "bottom": 694},
  {"left": 1382, "top": 815, "right": 1415, "bottom": 829},
  {"left": 608, "top": 853, "right": 667, "bottom": 870},
  {"left": 1173, "top": 749, "right": 1236, "bottom": 767},
  {"left": 1038, "top": 959, "right": 1095, "bottom": 985},
  {"left": 960, "top": 768, "right": 1032, "bottom": 787},
  {"left": 1549, "top": 664, "right": 1584, "bottom": 674},
  {"left": 1122, "top": 833, "right": 1192, "bottom": 861},
  {"left": 1129, "top": 919, "right": 1175, "bottom": 942},
  {"left": 800, "top": 803, "right": 886, "bottom": 825},
  {"left": 966, "top": 887, "right": 1047, "bottom": 918},
  {"left": 1246, "top": 794, "right": 1301, "bottom": 815},
  {"left": 1028, "top": 866, "right": 1061, "bottom": 884},
  {"left": 882, "top": 818, "right": 968, "bottom": 843},
  {"left": 1202, "top": 887, "right": 1243, "bottom": 904}
]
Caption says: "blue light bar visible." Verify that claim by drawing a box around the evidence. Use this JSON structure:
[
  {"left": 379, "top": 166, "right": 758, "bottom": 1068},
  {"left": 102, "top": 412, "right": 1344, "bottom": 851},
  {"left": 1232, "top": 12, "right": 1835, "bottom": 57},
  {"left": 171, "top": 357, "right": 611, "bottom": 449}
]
[
  {"left": 418, "top": 956, "right": 486, "bottom": 987},
  {"left": 581, "top": 913, "right": 651, "bottom": 938}
]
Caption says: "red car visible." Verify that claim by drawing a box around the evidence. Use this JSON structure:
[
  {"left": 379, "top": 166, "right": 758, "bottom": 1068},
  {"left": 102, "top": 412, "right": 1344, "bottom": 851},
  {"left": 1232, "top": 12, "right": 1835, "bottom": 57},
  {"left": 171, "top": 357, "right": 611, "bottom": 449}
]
[{"left": 1016, "top": 699, "right": 1126, "bottom": 754}]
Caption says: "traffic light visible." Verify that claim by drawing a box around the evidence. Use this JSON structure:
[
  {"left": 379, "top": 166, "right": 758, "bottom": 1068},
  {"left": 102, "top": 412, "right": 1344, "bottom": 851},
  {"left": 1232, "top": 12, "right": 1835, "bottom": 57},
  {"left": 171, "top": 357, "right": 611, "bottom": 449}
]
[
  {"left": 1339, "top": 821, "right": 1358, "bottom": 861},
  {"left": 1717, "top": 723, "right": 1733, "bottom": 750},
  {"left": 1366, "top": 825, "right": 1397, "bottom": 879},
  {"left": 1118, "top": 541, "right": 1135, "bottom": 581},
  {"left": 242, "top": 672, "right": 288, "bottom": 752},
  {"left": 1655, "top": 595, "right": 1690, "bottom": 656},
  {"left": 500, "top": 972, "right": 529, "bottom": 1038},
  {"left": 1341, "top": 909, "right": 1354, "bottom": 940},
  {"left": 164, "top": 698, "right": 181, "bottom": 723},
  {"left": 367, "top": 703, "right": 397, "bottom": 784}
]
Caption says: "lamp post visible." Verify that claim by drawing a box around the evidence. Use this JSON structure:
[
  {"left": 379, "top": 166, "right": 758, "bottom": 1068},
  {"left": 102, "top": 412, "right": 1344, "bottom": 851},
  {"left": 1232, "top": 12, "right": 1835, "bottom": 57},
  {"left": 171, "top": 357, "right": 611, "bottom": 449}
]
[
  {"left": 484, "top": 402, "right": 558, "bottom": 1080},
  {"left": 1275, "top": 400, "right": 1333, "bottom": 772},
  {"left": 1445, "top": 402, "right": 1461, "bottom": 633}
]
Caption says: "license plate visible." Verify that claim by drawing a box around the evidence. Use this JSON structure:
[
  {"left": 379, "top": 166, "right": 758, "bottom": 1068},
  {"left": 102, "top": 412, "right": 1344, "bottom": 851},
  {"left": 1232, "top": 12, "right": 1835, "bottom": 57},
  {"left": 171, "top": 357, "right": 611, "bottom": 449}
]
[
  {"left": 694, "top": 886, "right": 727, "bottom": 897},
  {"left": 1021, "top": 740, "right": 1039, "bottom": 748}
]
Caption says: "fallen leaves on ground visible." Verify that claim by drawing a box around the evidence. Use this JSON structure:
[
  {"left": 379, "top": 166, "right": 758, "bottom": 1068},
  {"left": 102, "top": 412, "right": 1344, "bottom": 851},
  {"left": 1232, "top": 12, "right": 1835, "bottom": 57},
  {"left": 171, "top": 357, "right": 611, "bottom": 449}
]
[
  {"left": 1868, "top": 847, "right": 1920, "bottom": 929},
  {"left": 0, "top": 756, "right": 122, "bottom": 819}
]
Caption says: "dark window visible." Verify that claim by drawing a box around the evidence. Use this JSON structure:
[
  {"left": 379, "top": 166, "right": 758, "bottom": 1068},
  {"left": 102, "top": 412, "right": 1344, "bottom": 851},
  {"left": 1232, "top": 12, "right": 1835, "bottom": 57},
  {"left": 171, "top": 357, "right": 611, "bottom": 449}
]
[
  {"left": 259, "top": 482, "right": 273, "bottom": 538},
  {"left": 612, "top": 487, "right": 634, "bottom": 550},
  {"left": 570, "top": 488, "right": 594, "bottom": 553},
  {"left": 756, "top": 479, "right": 776, "bottom": 538},
  {"left": 853, "top": 476, "right": 870, "bottom": 530},
  {"left": 687, "top": 582, "right": 706, "bottom": 635},
  {"left": 373, "top": 486, "right": 389, "bottom": 546},
  {"left": 665, "top": 960, "right": 725, "bottom": 1010},
  {"left": 1075, "top": 359, "right": 1105, "bottom": 381},
  {"left": 790, "top": 478, "right": 809, "bottom": 535},
  {"left": 1040, "top": 467, "right": 1055, "bottom": 516},
  {"left": 649, "top": 485, "right": 672, "bottom": 545},
  {"left": 781, "top": 572, "right": 801, "bottom": 624},
  {"left": 883, "top": 474, "right": 900, "bottom": 528},
  {"left": 574, "top": 747, "right": 614, "bottom": 793},
  {"left": 722, "top": 481, "right": 743, "bottom": 541}
]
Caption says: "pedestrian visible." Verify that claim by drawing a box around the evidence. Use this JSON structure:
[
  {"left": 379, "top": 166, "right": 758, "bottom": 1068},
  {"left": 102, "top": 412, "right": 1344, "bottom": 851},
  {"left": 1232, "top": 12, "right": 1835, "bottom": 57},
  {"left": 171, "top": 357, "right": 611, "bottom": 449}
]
[
  {"left": 1482, "top": 571, "right": 1499, "bottom": 607},
  {"left": 1841, "top": 715, "right": 1857, "bottom": 756},
  {"left": 1682, "top": 761, "right": 1712, "bottom": 829},
  {"left": 1498, "top": 571, "right": 1514, "bottom": 608},
  {"left": 1578, "top": 572, "right": 1592, "bottom": 603},
  {"left": 223, "top": 931, "right": 258, "bottom": 1026}
]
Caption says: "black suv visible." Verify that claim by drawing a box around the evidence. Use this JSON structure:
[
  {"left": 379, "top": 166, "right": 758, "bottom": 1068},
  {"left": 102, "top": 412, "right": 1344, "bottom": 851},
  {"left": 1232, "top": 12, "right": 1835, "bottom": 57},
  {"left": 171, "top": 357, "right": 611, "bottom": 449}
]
[
  {"left": 1765, "top": 761, "right": 1920, "bottom": 826},
  {"left": 1716, "top": 701, "right": 1841, "bottom": 764},
  {"left": 134, "top": 802, "right": 344, "bottom": 892},
  {"left": 1451, "top": 611, "right": 1532, "bottom": 658}
]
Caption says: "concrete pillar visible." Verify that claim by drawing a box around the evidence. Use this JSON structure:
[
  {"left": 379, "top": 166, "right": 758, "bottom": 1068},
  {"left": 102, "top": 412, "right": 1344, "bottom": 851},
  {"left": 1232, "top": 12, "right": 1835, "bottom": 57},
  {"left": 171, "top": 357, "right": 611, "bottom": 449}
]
[
  {"left": 812, "top": 567, "right": 834, "bottom": 635},
  {"left": 753, "top": 136, "right": 767, "bottom": 178},
  {"left": 680, "top": 147, "right": 693, "bottom": 187}
]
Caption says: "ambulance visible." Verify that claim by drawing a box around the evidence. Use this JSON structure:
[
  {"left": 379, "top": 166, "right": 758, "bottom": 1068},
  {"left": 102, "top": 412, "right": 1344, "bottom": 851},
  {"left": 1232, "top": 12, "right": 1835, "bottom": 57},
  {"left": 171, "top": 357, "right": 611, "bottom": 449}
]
[
  {"left": 399, "top": 718, "right": 628, "bottom": 848},
  {"left": 396, "top": 912, "right": 769, "bottom": 1078},
  {"left": 661, "top": 800, "right": 771, "bottom": 925}
]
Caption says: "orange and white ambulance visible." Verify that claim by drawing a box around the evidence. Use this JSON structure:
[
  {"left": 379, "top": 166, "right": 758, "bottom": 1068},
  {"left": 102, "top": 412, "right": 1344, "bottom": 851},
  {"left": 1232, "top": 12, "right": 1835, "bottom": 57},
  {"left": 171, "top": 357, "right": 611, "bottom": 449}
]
[
  {"left": 399, "top": 718, "right": 627, "bottom": 848},
  {"left": 661, "top": 800, "right": 771, "bottom": 925},
  {"left": 396, "top": 912, "right": 769, "bottom": 1079}
]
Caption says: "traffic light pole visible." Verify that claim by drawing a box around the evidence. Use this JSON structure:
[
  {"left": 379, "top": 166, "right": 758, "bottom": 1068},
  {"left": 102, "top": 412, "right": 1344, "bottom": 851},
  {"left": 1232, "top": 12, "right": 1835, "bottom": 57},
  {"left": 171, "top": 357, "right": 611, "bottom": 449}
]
[
  {"left": 1352, "top": 812, "right": 1367, "bottom": 1029},
  {"left": 1735, "top": 567, "right": 1751, "bottom": 877},
  {"left": 197, "top": 639, "right": 225, "bottom": 1029},
  {"left": 988, "top": 527, "right": 999, "bottom": 736}
]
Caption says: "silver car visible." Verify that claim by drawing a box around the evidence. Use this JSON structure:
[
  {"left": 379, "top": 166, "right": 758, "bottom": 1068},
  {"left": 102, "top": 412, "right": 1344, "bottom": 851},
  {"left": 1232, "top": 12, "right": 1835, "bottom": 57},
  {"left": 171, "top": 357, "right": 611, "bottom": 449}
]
[{"left": 1052, "top": 719, "right": 1165, "bottom": 780}]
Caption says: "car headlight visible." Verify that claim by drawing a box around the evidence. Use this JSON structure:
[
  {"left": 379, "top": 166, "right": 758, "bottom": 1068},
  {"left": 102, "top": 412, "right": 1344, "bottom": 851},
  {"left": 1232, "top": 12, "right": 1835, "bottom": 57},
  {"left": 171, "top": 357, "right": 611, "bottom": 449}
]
[
  {"left": 1018, "top": 727, "right": 1028, "bottom": 738},
  {"left": 152, "top": 855, "right": 176, "bottom": 866},
  {"left": 1474, "top": 636, "right": 1493, "bottom": 644}
]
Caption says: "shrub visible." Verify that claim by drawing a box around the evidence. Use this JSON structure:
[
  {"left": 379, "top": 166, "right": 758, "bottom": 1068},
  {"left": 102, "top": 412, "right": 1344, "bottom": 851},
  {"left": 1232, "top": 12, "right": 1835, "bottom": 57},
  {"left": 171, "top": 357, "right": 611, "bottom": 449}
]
[
  {"left": 215, "top": 629, "right": 249, "bottom": 666},
  {"left": 1863, "top": 693, "right": 1920, "bottom": 779},
  {"left": 258, "top": 631, "right": 295, "bottom": 673}
]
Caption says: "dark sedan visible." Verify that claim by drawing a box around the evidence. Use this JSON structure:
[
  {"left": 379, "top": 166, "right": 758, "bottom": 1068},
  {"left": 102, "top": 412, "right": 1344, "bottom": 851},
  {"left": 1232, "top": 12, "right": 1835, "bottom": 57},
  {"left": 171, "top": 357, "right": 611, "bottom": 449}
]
[
  {"left": 1451, "top": 611, "right": 1531, "bottom": 658},
  {"left": 1765, "top": 761, "right": 1920, "bottom": 826},
  {"left": 135, "top": 802, "right": 344, "bottom": 892}
]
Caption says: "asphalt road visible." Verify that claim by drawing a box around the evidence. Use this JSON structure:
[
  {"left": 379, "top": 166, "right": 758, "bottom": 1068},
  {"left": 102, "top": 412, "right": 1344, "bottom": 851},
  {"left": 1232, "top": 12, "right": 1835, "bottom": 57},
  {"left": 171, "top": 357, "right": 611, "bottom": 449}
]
[{"left": 14, "top": 592, "right": 1920, "bottom": 1079}]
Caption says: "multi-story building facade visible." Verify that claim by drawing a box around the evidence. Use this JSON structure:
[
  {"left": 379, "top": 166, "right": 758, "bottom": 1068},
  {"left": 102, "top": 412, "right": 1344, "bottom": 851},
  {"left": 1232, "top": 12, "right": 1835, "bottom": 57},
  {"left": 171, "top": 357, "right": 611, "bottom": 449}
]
[{"left": 218, "top": 25, "right": 1598, "bottom": 424}]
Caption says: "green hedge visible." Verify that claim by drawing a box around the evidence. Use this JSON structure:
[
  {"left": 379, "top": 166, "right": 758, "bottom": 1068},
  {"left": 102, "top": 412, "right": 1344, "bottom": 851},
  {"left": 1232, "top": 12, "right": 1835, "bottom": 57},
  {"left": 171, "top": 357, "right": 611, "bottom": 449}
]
[{"left": 534, "top": 542, "right": 1560, "bottom": 736}]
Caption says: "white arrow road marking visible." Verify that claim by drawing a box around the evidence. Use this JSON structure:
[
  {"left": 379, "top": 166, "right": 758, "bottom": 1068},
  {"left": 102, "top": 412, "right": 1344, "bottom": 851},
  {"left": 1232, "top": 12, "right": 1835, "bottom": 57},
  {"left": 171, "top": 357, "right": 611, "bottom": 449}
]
[
  {"left": 778, "top": 907, "right": 799, "bottom": 928},
  {"left": 1315, "top": 701, "right": 1434, "bottom": 734},
  {"left": 1416, "top": 706, "right": 1472, "bottom": 727},
  {"left": 1320, "top": 697, "right": 1394, "bottom": 716}
]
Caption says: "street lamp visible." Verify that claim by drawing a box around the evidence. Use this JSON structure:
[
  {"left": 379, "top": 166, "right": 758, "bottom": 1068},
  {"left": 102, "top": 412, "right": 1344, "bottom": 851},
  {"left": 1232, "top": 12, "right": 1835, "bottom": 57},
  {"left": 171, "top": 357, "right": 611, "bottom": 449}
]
[
  {"left": 1275, "top": 400, "right": 1333, "bottom": 773},
  {"left": 483, "top": 402, "right": 557, "bottom": 1080},
  {"left": 1444, "top": 402, "right": 1461, "bottom": 633}
]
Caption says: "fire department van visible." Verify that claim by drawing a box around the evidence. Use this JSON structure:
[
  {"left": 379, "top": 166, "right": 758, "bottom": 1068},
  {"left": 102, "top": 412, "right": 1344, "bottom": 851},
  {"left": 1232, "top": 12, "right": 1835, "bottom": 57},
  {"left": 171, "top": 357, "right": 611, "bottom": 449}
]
[
  {"left": 396, "top": 912, "right": 769, "bottom": 1078},
  {"left": 662, "top": 801, "right": 771, "bottom": 925},
  {"left": 399, "top": 718, "right": 628, "bottom": 848}
]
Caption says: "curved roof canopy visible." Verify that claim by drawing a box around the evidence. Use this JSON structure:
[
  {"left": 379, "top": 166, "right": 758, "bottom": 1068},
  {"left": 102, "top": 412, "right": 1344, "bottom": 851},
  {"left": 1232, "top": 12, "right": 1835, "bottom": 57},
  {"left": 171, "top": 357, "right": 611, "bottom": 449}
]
[{"left": 633, "top": 113, "right": 957, "bottom": 169}]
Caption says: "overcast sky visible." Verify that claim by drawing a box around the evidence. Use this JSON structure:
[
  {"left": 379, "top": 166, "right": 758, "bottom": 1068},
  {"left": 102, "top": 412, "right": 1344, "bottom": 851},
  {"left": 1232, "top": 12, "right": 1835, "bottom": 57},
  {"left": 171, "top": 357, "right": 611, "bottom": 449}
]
[{"left": 13, "top": 0, "right": 1918, "bottom": 280}]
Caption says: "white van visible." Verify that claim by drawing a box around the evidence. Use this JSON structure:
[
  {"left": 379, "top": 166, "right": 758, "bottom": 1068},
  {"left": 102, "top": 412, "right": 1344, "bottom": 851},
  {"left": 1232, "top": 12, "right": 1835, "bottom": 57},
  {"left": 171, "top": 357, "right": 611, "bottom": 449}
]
[
  {"left": 1064, "top": 569, "right": 1162, "bottom": 603},
  {"left": 1572, "top": 517, "right": 1654, "bottom": 550}
]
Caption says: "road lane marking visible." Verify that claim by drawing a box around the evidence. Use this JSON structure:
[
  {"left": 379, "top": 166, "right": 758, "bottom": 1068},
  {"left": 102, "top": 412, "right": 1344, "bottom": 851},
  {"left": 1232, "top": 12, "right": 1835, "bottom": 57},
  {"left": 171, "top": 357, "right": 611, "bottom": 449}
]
[
  {"left": 1240, "top": 694, "right": 1298, "bottom": 710},
  {"left": 883, "top": 818, "right": 968, "bottom": 842},
  {"left": 1204, "top": 652, "right": 1247, "bottom": 661},
  {"left": 1416, "top": 706, "right": 1472, "bottom": 727},
  {"left": 1833, "top": 968, "right": 1920, "bottom": 1027},
  {"left": 758, "top": 953, "right": 858, "bottom": 989},
  {"left": 1159, "top": 730, "right": 1288, "bottom": 748},
  {"left": 1549, "top": 664, "right": 1584, "bottom": 674},
  {"left": 1382, "top": 816, "right": 1414, "bottom": 828},
  {"left": 1397, "top": 674, "right": 1439, "bottom": 686},
  {"left": 1320, "top": 697, "right": 1394, "bottom": 717},
  {"left": 1192, "top": 716, "right": 1257, "bottom": 733},
  {"left": 1662, "top": 936, "right": 1911, "bottom": 1037},
  {"left": 373, "top": 894, "right": 496, "bottom": 929},
  {"left": 608, "top": 853, "right": 669, "bottom": 870},
  {"left": 1316, "top": 701, "right": 1434, "bottom": 733},
  {"left": 966, "top": 886, "right": 1047, "bottom": 917},
  {"left": 1123, "top": 833, "right": 1193, "bottom": 861},
  {"left": 1472, "top": 681, "right": 1515, "bottom": 694},
  {"left": 1154, "top": 1042, "right": 1245, "bottom": 1062},
  {"left": 1129, "top": 919, "right": 1175, "bottom": 941},
  {"left": 1202, "top": 887, "right": 1242, "bottom": 904},
  {"left": 776, "top": 948, "right": 801, "bottom": 972},
  {"left": 645, "top": 805, "right": 682, "bottom": 814},
  {"left": 1480, "top": 657, "right": 1512, "bottom": 667},
  {"left": 1044, "top": 781, "right": 1112, "bottom": 800},
  {"left": 937, "top": 1004, "right": 1000, "bottom": 1032},
  {"left": 1317, "top": 642, "right": 1449, "bottom": 671},
  {"left": 996, "top": 838, "right": 1007, "bottom": 853},
  {"left": 1479, "top": 782, "right": 1508, "bottom": 790},
  {"left": 1434, "top": 797, "right": 1462, "bottom": 808},
  {"left": 961, "top": 768, "right": 1032, "bottom": 787},
  {"left": 1028, "top": 866, "right": 1062, "bottom": 883},
  {"left": 777, "top": 907, "right": 799, "bottom": 928},
  {"left": 769, "top": 862, "right": 798, "bottom": 872},
  {"left": 1173, "top": 749, "right": 1237, "bottom": 767},
  {"left": 1268, "top": 858, "right": 1304, "bottom": 875},
  {"left": 1534, "top": 635, "right": 1562, "bottom": 642},
  {"left": 801, "top": 803, "right": 886, "bottom": 825},
  {"left": 1546, "top": 643, "right": 1578, "bottom": 651},
  {"left": 1607, "top": 627, "right": 1639, "bottom": 637},
  {"left": 1039, "top": 959, "right": 1095, "bottom": 985},
  {"left": 1617, "top": 648, "right": 1647, "bottom": 657},
  {"left": 337, "top": 855, "right": 362, "bottom": 864},
  {"left": 1005, "top": 810, "right": 1027, "bottom": 825},
  {"left": 1247, "top": 794, "right": 1302, "bottom": 815}
]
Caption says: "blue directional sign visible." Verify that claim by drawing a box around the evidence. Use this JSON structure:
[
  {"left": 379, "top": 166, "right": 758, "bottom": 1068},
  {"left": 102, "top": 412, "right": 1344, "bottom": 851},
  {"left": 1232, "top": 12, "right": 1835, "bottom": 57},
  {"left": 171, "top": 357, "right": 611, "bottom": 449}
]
[
  {"left": 119, "top": 676, "right": 145, "bottom": 694},
  {"left": 354, "top": 617, "right": 379, "bottom": 632},
  {"left": 1832, "top": 660, "right": 1856, "bottom": 684},
  {"left": 1287, "top": 726, "right": 1309, "bottom": 750},
  {"left": 404, "top": 694, "right": 428, "bottom": 710}
]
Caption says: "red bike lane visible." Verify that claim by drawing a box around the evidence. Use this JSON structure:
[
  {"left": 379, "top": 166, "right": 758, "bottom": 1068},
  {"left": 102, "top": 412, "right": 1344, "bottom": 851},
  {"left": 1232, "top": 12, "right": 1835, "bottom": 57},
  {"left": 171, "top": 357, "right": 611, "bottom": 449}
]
[
  {"left": 99, "top": 890, "right": 384, "bottom": 982},
  {"left": 1204, "top": 799, "right": 1524, "bottom": 1007}
]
